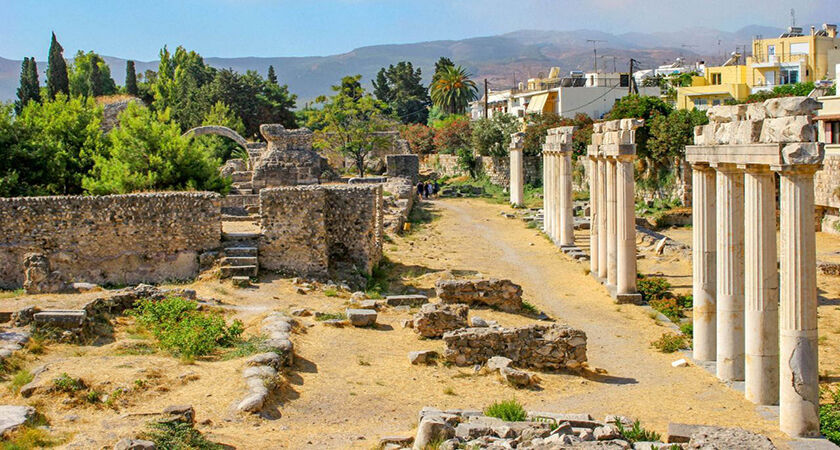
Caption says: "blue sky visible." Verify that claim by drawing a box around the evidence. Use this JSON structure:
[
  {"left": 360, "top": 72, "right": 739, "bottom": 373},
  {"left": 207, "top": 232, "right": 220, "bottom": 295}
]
[{"left": 0, "top": 0, "right": 834, "bottom": 60}]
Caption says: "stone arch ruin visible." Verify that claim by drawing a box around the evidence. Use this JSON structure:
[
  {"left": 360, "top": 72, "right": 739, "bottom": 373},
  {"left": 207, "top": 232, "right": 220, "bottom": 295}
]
[{"left": 183, "top": 125, "right": 249, "bottom": 150}]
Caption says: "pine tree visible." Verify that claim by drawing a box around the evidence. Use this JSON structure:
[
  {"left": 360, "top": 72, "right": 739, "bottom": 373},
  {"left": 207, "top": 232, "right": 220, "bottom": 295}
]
[
  {"left": 46, "top": 32, "right": 69, "bottom": 98},
  {"left": 267, "top": 65, "right": 277, "bottom": 85},
  {"left": 125, "top": 60, "right": 138, "bottom": 95},
  {"left": 88, "top": 57, "right": 103, "bottom": 97}
]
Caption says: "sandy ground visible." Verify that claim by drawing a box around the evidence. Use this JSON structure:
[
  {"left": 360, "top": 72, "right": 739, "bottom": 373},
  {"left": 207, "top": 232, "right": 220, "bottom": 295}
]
[{"left": 2, "top": 197, "right": 836, "bottom": 448}]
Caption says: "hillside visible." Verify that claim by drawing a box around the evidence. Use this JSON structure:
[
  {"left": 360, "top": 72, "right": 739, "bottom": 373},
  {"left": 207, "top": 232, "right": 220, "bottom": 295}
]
[{"left": 0, "top": 25, "right": 785, "bottom": 105}]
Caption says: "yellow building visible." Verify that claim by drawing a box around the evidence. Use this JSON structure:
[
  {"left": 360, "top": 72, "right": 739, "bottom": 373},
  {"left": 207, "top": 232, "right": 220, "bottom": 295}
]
[{"left": 677, "top": 24, "right": 840, "bottom": 110}]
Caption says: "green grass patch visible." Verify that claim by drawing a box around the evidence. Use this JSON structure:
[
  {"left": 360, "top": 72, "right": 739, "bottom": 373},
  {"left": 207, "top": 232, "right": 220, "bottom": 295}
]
[
  {"left": 614, "top": 419, "right": 661, "bottom": 443},
  {"left": 52, "top": 373, "right": 85, "bottom": 393},
  {"left": 0, "top": 288, "right": 24, "bottom": 300},
  {"left": 139, "top": 421, "right": 223, "bottom": 450},
  {"left": 521, "top": 301, "right": 539, "bottom": 315},
  {"left": 1, "top": 425, "right": 64, "bottom": 449},
  {"left": 679, "top": 322, "right": 694, "bottom": 340},
  {"left": 314, "top": 312, "right": 346, "bottom": 322},
  {"left": 483, "top": 398, "right": 528, "bottom": 422},
  {"left": 323, "top": 288, "right": 339, "bottom": 297},
  {"left": 821, "top": 385, "right": 840, "bottom": 445},
  {"left": 131, "top": 296, "right": 244, "bottom": 359},
  {"left": 220, "top": 335, "right": 269, "bottom": 360},
  {"left": 8, "top": 369, "right": 33, "bottom": 395},
  {"left": 651, "top": 332, "right": 689, "bottom": 353}
]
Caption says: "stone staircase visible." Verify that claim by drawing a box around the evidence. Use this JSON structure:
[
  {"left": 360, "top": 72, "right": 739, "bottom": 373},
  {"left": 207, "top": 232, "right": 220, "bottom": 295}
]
[{"left": 220, "top": 232, "right": 260, "bottom": 285}]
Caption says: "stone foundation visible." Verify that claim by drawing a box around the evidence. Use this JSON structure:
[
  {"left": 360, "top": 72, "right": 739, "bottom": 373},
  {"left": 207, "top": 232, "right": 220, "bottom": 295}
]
[
  {"left": 442, "top": 324, "right": 587, "bottom": 370},
  {"left": 435, "top": 279, "right": 523, "bottom": 312},
  {"left": 385, "top": 154, "right": 419, "bottom": 184},
  {"left": 0, "top": 193, "right": 221, "bottom": 290}
]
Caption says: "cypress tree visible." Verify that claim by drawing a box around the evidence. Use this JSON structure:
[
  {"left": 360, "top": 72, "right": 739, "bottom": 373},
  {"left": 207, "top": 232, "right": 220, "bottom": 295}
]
[
  {"left": 89, "top": 57, "right": 103, "bottom": 97},
  {"left": 46, "top": 32, "right": 69, "bottom": 98},
  {"left": 267, "top": 65, "right": 277, "bottom": 85},
  {"left": 125, "top": 60, "right": 138, "bottom": 95},
  {"left": 15, "top": 58, "right": 31, "bottom": 114},
  {"left": 27, "top": 58, "right": 41, "bottom": 104}
]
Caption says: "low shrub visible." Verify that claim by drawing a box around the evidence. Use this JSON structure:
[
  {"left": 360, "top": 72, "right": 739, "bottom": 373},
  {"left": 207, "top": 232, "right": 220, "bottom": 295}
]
[
  {"left": 2, "top": 426, "right": 63, "bottom": 449},
  {"left": 679, "top": 322, "right": 694, "bottom": 340},
  {"left": 484, "top": 399, "right": 528, "bottom": 422},
  {"left": 52, "top": 373, "right": 85, "bottom": 393},
  {"left": 132, "top": 297, "right": 244, "bottom": 359},
  {"left": 636, "top": 275, "right": 672, "bottom": 303},
  {"left": 649, "top": 297, "right": 684, "bottom": 322},
  {"left": 140, "top": 421, "right": 223, "bottom": 450},
  {"left": 615, "top": 419, "right": 661, "bottom": 443},
  {"left": 651, "top": 333, "right": 689, "bottom": 353},
  {"left": 314, "top": 312, "right": 346, "bottom": 322},
  {"left": 521, "top": 301, "right": 539, "bottom": 315},
  {"left": 821, "top": 386, "right": 840, "bottom": 445}
]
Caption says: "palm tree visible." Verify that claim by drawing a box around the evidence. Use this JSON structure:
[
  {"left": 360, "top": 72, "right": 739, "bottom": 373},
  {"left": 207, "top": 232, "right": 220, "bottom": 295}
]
[{"left": 430, "top": 65, "right": 478, "bottom": 115}]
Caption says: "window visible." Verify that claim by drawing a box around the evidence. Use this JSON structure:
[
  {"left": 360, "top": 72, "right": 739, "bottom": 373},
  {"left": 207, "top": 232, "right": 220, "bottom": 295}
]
[
  {"left": 790, "top": 42, "right": 809, "bottom": 55},
  {"left": 694, "top": 98, "right": 708, "bottom": 106},
  {"left": 711, "top": 73, "right": 722, "bottom": 85},
  {"left": 768, "top": 45, "right": 776, "bottom": 56},
  {"left": 829, "top": 121, "right": 840, "bottom": 145},
  {"left": 781, "top": 66, "right": 800, "bottom": 84},
  {"left": 712, "top": 99, "right": 722, "bottom": 106}
]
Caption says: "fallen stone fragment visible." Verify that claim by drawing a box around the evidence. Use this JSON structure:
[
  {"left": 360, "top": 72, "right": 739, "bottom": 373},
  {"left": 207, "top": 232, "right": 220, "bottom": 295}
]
[
  {"left": 486, "top": 356, "right": 513, "bottom": 371},
  {"left": 409, "top": 350, "right": 438, "bottom": 365},
  {"left": 594, "top": 424, "right": 621, "bottom": 441},
  {"left": 113, "top": 438, "right": 156, "bottom": 450},
  {"left": 687, "top": 426, "right": 776, "bottom": 449},
  {"left": 413, "top": 303, "right": 469, "bottom": 338},
  {"left": 413, "top": 417, "right": 455, "bottom": 450},
  {"left": 671, "top": 359, "right": 688, "bottom": 368},
  {"left": 435, "top": 278, "right": 524, "bottom": 312},
  {"left": 0, "top": 405, "right": 35, "bottom": 436},
  {"left": 470, "top": 316, "right": 488, "bottom": 327},
  {"left": 386, "top": 295, "right": 429, "bottom": 307},
  {"left": 290, "top": 308, "right": 311, "bottom": 317},
  {"left": 346, "top": 309, "right": 377, "bottom": 327},
  {"left": 500, "top": 366, "right": 535, "bottom": 388}
]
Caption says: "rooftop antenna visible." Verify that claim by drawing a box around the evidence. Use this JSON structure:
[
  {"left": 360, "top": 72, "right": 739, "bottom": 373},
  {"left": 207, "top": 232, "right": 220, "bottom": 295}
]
[
  {"left": 791, "top": 8, "right": 796, "bottom": 28},
  {"left": 587, "top": 39, "right": 607, "bottom": 72}
]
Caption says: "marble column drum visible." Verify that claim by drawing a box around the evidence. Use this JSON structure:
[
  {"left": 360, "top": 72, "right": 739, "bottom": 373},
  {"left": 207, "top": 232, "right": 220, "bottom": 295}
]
[
  {"left": 691, "top": 164, "right": 717, "bottom": 362},
  {"left": 606, "top": 159, "right": 617, "bottom": 289},
  {"left": 744, "top": 165, "right": 779, "bottom": 405},
  {"left": 714, "top": 163, "right": 745, "bottom": 382},
  {"left": 615, "top": 155, "right": 637, "bottom": 296},
  {"left": 559, "top": 152, "right": 574, "bottom": 247},
  {"left": 778, "top": 166, "right": 820, "bottom": 437},
  {"left": 597, "top": 157, "right": 608, "bottom": 280},
  {"left": 589, "top": 157, "right": 600, "bottom": 276}
]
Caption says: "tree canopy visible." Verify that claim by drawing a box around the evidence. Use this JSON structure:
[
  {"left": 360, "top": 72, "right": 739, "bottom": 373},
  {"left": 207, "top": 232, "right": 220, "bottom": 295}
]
[
  {"left": 69, "top": 51, "right": 117, "bottom": 97},
  {"left": 47, "top": 32, "right": 69, "bottom": 99},
  {"left": 372, "top": 61, "right": 430, "bottom": 124},
  {"left": 15, "top": 58, "right": 41, "bottom": 115},
  {"left": 430, "top": 65, "right": 478, "bottom": 115}
]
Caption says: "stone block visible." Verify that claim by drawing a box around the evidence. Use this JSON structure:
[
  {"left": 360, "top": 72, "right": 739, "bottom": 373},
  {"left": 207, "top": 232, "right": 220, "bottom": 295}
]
[
  {"left": 730, "top": 120, "right": 763, "bottom": 145},
  {"left": 706, "top": 104, "right": 746, "bottom": 123},
  {"left": 346, "top": 309, "right": 377, "bottom": 327},
  {"left": 619, "top": 118, "right": 645, "bottom": 130},
  {"left": 413, "top": 303, "right": 468, "bottom": 338},
  {"left": 764, "top": 96, "right": 821, "bottom": 118},
  {"left": 414, "top": 417, "right": 455, "bottom": 450},
  {"left": 782, "top": 142, "right": 824, "bottom": 165},
  {"left": 687, "top": 426, "right": 775, "bottom": 449},
  {"left": 746, "top": 103, "right": 767, "bottom": 121},
  {"left": 0, "top": 405, "right": 35, "bottom": 436},
  {"left": 435, "top": 279, "right": 523, "bottom": 312},
  {"left": 759, "top": 115, "right": 815, "bottom": 143},
  {"left": 385, "top": 295, "right": 428, "bottom": 307},
  {"left": 409, "top": 350, "right": 438, "bottom": 365},
  {"left": 593, "top": 122, "right": 604, "bottom": 133},
  {"left": 33, "top": 310, "right": 86, "bottom": 328},
  {"left": 713, "top": 122, "right": 733, "bottom": 145},
  {"left": 604, "top": 120, "right": 621, "bottom": 131},
  {"left": 693, "top": 126, "right": 705, "bottom": 145}
]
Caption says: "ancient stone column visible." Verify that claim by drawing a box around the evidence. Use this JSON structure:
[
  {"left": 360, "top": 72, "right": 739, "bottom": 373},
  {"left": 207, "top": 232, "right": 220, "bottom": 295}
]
[
  {"left": 542, "top": 152, "right": 549, "bottom": 234},
  {"left": 597, "top": 157, "right": 608, "bottom": 280},
  {"left": 715, "top": 163, "right": 745, "bottom": 382},
  {"left": 510, "top": 146, "right": 524, "bottom": 207},
  {"left": 778, "top": 165, "right": 820, "bottom": 437},
  {"left": 545, "top": 153, "right": 554, "bottom": 240},
  {"left": 606, "top": 158, "right": 618, "bottom": 289},
  {"left": 559, "top": 152, "right": 574, "bottom": 247},
  {"left": 692, "top": 164, "right": 717, "bottom": 362},
  {"left": 589, "top": 156, "right": 600, "bottom": 275},
  {"left": 615, "top": 154, "right": 638, "bottom": 299},
  {"left": 551, "top": 153, "right": 559, "bottom": 242},
  {"left": 744, "top": 165, "right": 779, "bottom": 405}
]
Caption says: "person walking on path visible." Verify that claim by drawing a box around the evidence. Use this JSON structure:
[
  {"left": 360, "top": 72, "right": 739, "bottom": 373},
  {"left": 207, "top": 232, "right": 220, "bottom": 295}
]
[{"left": 416, "top": 182, "right": 424, "bottom": 201}]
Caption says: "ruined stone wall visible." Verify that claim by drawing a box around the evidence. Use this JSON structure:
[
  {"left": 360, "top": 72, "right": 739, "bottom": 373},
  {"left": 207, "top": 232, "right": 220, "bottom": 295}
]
[
  {"left": 420, "top": 154, "right": 539, "bottom": 186},
  {"left": 385, "top": 154, "right": 420, "bottom": 184},
  {"left": 0, "top": 193, "right": 221, "bottom": 289},
  {"left": 259, "top": 185, "right": 383, "bottom": 279},
  {"left": 252, "top": 125, "right": 323, "bottom": 188},
  {"left": 815, "top": 153, "right": 840, "bottom": 212}
]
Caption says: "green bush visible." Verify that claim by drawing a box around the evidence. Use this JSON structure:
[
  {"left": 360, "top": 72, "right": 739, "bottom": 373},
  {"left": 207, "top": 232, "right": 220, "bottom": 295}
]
[
  {"left": 637, "top": 275, "right": 672, "bottom": 303},
  {"left": 140, "top": 421, "right": 223, "bottom": 450},
  {"left": 821, "top": 386, "right": 840, "bottom": 445},
  {"left": 649, "top": 297, "right": 684, "bottom": 322},
  {"left": 132, "top": 297, "right": 244, "bottom": 359},
  {"left": 615, "top": 419, "right": 661, "bottom": 443},
  {"left": 651, "top": 333, "right": 689, "bottom": 353},
  {"left": 52, "top": 373, "right": 85, "bottom": 393},
  {"left": 484, "top": 399, "right": 528, "bottom": 422},
  {"left": 679, "top": 322, "right": 694, "bottom": 340}
]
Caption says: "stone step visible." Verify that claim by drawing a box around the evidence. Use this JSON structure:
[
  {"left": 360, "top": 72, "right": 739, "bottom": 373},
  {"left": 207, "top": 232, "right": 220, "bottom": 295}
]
[
  {"left": 220, "top": 265, "right": 258, "bottom": 278},
  {"left": 33, "top": 310, "right": 87, "bottom": 327},
  {"left": 222, "top": 232, "right": 261, "bottom": 242},
  {"left": 231, "top": 171, "right": 253, "bottom": 183},
  {"left": 233, "top": 181, "right": 253, "bottom": 190},
  {"left": 224, "top": 246, "right": 258, "bottom": 257},
  {"left": 221, "top": 214, "right": 260, "bottom": 222},
  {"left": 221, "top": 256, "right": 258, "bottom": 267},
  {"left": 229, "top": 187, "right": 254, "bottom": 195}
]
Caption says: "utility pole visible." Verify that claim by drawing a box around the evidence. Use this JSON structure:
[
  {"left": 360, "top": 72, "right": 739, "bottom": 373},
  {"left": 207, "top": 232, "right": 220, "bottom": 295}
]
[
  {"left": 587, "top": 39, "right": 607, "bottom": 72},
  {"left": 629, "top": 58, "right": 639, "bottom": 95},
  {"left": 484, "top": 78, "right": 489, "bottom": 119}
]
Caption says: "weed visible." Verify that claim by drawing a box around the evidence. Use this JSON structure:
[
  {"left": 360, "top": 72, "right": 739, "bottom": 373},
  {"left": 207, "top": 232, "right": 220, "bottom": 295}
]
[
  {"left": 133, "top": 379, "right": 148, "bottom": 390},
  {"left": 25, "top": 338, "right": 45, "bottom": 355},
  {"left": 636, "top": 275, "right": 672, "bottom": 303},
  {"left": 521, "top": 301, "right": 539, "bottom": 315},
  {"left": 679, "top": 322, "right": 694, "bottom": 339},
  {"left": 221, "top": 335, "right": 269, "bottom": 360},
  {"left": 357, "top": 357, "right": 371, "bottom": 366},
  {"left": 52, "top": 373, "right": 85, "bottom": 393},
  {"left": 443, "top": 386, "right": 456, "bottom": 396},
  {"left": 483, "top": 399, "right": 528, "bottom": 422},
  {"left": 323, "top": 288, "right": 339, "bottom": 297},
  {"left": 315, "top": 312, "right": 346, "bottom": 321},
  {"left": 9, "top": 369, "right": 33, "bottom": 394},
  {"left": 0, "top": 288, "right": 25, "bottom": 300},
  {"left": 651, "top": 333, "right": 689, "bottom": 353},
  {"left": 423, "top": 436, "right": 446, "bottom": 450},
  {"left": 2, "top": 426, "right": 63, "bottom": 448},
  {"left": 649, "top": 297, "right": 684, "bottom": 322},
  {"left": 131, "top": 297, "right": 244, "bottom": 359},
  {"left": 614, "top": 419, "right": 661, "bottom": 443},
  {"left": 821, "top": 385, "right": 840, "bottom": 445},
  {"left": 140, "top": 421, "right": 223, "bottom": 450},
  {"left": 85, "top": 390, "right": 102, "bottom": 403},
  {"left": 115, "top": 341, "right": 156, "bottom": 356}
]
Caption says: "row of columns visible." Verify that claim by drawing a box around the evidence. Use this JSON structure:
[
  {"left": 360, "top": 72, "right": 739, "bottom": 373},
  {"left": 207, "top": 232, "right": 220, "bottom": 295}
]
[
  {"left": 587, "top": 119, "right": 644, "bottom": 303},
  {"left": 688, "top": 145, "right": 824, "bottom": 437},
  {"left": 542, "top": 127, "right": 575, "bottom": 247}
]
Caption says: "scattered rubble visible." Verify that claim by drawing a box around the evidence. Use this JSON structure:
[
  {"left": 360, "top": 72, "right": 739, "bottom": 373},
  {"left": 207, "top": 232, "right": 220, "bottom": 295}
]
[{"left": 237, "top": 313, "right": 295, "bottom": 413}]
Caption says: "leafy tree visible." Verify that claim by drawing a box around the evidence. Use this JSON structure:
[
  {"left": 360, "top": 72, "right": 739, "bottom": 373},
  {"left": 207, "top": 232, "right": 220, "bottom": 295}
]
[
  {"left": 644, "top": 108, "right": 708, "bottom": 197},
  {"left": 399, "top": 123, "right": 436, "bottom": 154},
  {"left": 14, "top": 94, "right": 107, "bottom": 195},
  {"left": 203, "top": 69, "right": 261, "bottom": 136},
  {"left": 606, "top": 94, "right": 672, "bottom": 162},
  {"left": 194, "top": 101, "right": 246, "bottom": 162},
  {"left": 430, "top": 65, "right": 478, "bottom": 115},
  {"left": 47, "top": 32, "right": 69, "bottom": 99},
  {"left": 256, "top": 74, "right": 297, "bottom": 131},
  {"left": 267, "top": 65, "right": 278, "bottom": 85},
  {"left": 152, "top": 46, "right": 216, "bottom": 130},
  {"left": 125, "top": 60, "right": 138, "bottom": 95},
  {"left": 15, "top": 58, "right": 41, "bottom": 114},
  {"left": 523, "top": 112, "right": 564, "bottom": 156},
  {"left": 432, "top": 57, "right": 455, "bottom": 82},
  {"left": 307, "top": 75, "right": 396, "bottom": 176},
  {"left": 471, "top": 113, "right": 519, "bottom": 157},
  {"left": 83, "top": 102, "right": 228, "bottom": 194},
  {"left": 68, "top": 51, "right": 117, "bottom": 97},
  {"left": 372, "top": 61, "right": 430, "bottom": 124},
  {"left": 432, "top": 116, "right": 471, "bottom": 154}
]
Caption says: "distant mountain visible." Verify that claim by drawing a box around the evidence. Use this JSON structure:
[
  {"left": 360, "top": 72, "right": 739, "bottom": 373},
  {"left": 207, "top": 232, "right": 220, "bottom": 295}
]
[{"left": 0, "top": 25, "right": 788, "bottom": 105}]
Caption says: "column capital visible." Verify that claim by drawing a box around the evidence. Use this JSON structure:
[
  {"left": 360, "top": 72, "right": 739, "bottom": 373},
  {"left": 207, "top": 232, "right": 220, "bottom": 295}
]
[
  {"left": 616, "top": 154, "right": 635, "bottom": 163},
  {"left": 711, "top": 162, "right": 741, "bottom": 173},
  {"left": 740, "top": 164, "right": 773, "bottom": 174},
  {"left": 691, "top": 162, "right": 713, "bottom": 172},
  {"left": 771, "top": 164, "right": 822, "bottom": 176}
]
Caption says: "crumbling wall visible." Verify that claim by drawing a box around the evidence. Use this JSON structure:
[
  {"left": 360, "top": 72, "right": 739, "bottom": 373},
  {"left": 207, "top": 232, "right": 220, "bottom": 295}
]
[
  {"left": 420, "top": 154, "right": 540, "bottom": 186},
  {"left": 259, "top": 185, "right": 383, "bottom": 279},
  {"left": 385, "top": 154, "right": 420, "bottom": 184},
  {"left": 252, "top": 125, "right": 323, "bottom": 188},
  {"left": 0, "top": 193, "right": 221, "bottom": 289}
]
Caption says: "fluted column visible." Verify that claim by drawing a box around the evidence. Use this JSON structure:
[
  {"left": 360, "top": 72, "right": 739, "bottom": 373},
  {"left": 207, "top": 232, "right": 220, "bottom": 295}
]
[
  {"left": 597, "top": 157, "right": 608, "bottom": 280},
  {"left": 589, "top": 157, "right": 600, "bottom": 275},
  {"left": 715, "top": 163, "right": 745, "bottom": 382},
  {"left": 606, "top": 158, "right": 617, "bottom": 288},
  {"left": 547, "top": 153, "right": 555, "bottom": 240},
  {"left": 778, "top": 166, "right": 820, "bottom": 437},
  {"left": 616, "top": 155, "right": 637, "bottom": 297},
  {"left": 744, "top": 165, "right": 779, "bottom": 405},
  {"left": 692, "top": 164, "right": 717, "bottom": 362},
  {"left": 552, "top": 153, "right": 560, "bottom": 242},
  {"left": 542, "top": 154, "right": 549, "bottom": 234},
  {"left": 559, "top": 152, "right": 574, "bottom": 246},
  {"left": 510, "top": 148, "right": 524, "bottom": 207}
]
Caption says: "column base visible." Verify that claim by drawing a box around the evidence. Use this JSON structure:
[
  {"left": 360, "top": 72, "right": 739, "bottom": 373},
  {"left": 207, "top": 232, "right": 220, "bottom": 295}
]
[{"left": 615, "top": 293, "right": 643, "bottom": 305}]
